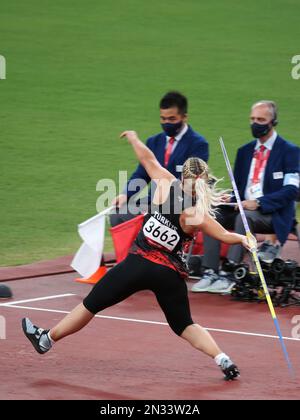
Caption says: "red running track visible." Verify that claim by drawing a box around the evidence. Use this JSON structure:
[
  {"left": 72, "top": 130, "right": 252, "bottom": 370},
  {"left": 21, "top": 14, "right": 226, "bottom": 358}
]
[{"left": 0, "top": 272, "right": 300, "bottom": 400}]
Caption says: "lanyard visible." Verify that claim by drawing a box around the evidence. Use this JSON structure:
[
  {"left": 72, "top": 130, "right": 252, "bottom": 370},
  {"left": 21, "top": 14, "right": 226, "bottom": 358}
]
[{"left": 252, "top": 148, "right": 270, "bottom": 184}]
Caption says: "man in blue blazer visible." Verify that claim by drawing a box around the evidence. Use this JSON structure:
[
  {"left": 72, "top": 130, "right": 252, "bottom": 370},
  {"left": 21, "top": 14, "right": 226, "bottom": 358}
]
[
  {"left": 192, "top": 100, "right": 300, "bottom": 294},
  {"left": 110, "top": 91, "right": 209, "bottom": 226}
]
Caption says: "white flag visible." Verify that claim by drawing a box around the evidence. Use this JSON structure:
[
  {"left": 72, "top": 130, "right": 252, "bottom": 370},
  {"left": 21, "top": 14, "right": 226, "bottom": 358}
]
[{"left": 71, "top": 207, "right": 114, "bottom": 278}]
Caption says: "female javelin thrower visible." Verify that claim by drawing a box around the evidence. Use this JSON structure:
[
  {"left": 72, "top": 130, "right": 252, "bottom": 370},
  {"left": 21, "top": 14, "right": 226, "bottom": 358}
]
[{"left": 22, "top": 130, "right": 254, "bottom": 380}]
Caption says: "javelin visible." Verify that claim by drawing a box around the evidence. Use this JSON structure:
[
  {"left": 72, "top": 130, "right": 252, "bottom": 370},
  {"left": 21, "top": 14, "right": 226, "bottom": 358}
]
[{"left": 219, "top": 137, "right": 294, "bottom": 375}]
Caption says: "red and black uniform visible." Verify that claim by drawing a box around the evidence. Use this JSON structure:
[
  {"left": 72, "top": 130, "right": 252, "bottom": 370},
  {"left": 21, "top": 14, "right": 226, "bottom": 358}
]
[
  {"left": 83, "top": 180, "right": 195, "bottom": 336},
  {"left": 131, "top": 179, "right": 193, "bottom": 278}
]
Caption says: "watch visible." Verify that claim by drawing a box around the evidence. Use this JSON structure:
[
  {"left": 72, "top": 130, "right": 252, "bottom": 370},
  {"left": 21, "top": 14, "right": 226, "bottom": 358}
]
[{"left": 256, "top": 198, "right": 261, "bottom": 208}]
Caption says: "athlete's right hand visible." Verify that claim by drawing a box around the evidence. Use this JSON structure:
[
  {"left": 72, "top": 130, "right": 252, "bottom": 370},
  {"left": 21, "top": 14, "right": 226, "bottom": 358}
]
[
  {"left": 120, "top": 130, "right": 139, "bottom": 143},
  {"left": 111, "top": 194, "right": 127, "bottom": 208}
]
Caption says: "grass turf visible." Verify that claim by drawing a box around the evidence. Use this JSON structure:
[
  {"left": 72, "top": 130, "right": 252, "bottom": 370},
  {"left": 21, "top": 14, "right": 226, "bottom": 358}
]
[{"left": 1, "top": 0, "right": 299, "bottom": 266}]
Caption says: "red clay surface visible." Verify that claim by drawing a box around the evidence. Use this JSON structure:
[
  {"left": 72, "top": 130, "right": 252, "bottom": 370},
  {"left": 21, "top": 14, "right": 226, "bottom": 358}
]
[
  {"left": 1, "top": 271, "right": 300, "bottom": 400},
  {"left": 0, "top": 253, "right": 116, "bottom": 282}
]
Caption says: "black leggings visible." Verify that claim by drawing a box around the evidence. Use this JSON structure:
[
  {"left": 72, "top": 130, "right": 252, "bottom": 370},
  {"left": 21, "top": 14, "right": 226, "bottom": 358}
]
[{"left": 83, "top": 253, "right": 194, "bottom": 336}]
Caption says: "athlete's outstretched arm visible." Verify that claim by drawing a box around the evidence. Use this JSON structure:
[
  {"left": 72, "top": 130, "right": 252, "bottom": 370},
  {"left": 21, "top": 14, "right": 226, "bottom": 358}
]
[
  {"left": 199, "top": 214, "right": 256, "bottom": 250},
  {"left": 120, "top": 130, "right": 175, "bottom": 182}
]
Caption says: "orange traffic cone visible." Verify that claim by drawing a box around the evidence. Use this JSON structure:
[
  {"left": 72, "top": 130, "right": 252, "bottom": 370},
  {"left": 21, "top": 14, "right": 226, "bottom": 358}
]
[{"left": 75, "top": 259, "right": 107, "bottom": 284}]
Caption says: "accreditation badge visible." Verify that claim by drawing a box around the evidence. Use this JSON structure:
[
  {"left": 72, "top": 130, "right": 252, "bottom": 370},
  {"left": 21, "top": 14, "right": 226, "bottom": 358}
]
[{"left": 249, "top": 184, "right": 263, "bottom": 199}]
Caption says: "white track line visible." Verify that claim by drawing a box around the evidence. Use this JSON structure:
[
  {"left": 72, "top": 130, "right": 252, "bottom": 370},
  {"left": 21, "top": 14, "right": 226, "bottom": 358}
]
[
  {"left": 4, "top": 303, "right": 300, "bottom": 342},
  {"left": 0, "top": 294, "right": 75, "bottom": 307}
]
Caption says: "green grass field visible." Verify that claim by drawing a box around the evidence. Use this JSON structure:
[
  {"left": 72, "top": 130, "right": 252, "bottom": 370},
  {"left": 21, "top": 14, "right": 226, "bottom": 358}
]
[{"left": 1, "top": 0, "right": 299, "bottom": 266}]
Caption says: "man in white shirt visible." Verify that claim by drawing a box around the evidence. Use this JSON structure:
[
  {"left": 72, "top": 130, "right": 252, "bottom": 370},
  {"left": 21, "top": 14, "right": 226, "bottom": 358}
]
[{"left": 192, "top": 100, "right": 300, "bottom": 294}]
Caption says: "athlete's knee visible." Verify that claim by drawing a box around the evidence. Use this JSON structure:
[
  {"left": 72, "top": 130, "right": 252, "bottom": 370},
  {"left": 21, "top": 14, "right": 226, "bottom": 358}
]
[
  {"left": 180, "top": 322, "right": 198, "bottom": 336},
  {"left": 180, "top": 323, "right": 204, "bottom": 348},
  {"left": 170, "top": 319, "right": 194, "bottom": 337},
  {"left": 82, "top": 296, "right": 101, "bottom": 315}
]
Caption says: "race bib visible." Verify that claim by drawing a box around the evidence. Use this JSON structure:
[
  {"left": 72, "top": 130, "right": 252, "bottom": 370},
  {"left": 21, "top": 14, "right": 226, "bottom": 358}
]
[{"left": 143, "top": 216, "right": 180, "bottom": 251}]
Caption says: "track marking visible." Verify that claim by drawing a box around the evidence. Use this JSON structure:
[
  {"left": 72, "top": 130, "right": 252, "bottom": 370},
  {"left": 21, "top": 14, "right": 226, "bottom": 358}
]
[
  {"left": 3, "top": 303, "right": 300, "bottom": 342},
  {"left": 0, "top": 294, "right": 75, "bottom": 307}
]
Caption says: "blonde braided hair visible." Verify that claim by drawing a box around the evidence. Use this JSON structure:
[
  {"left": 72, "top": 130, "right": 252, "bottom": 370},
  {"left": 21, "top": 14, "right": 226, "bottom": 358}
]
[{"left": 182, "top": 157, "right": 226, "bottom": 223}]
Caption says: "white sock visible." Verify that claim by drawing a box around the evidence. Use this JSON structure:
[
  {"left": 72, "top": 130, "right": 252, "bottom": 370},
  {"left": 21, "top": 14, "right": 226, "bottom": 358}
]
[
  {"left": 47, "top": 331, "right": 55, "bottom": 345},
  {"left": 214, "top": 352, "right": 229, "bottom": 366}
]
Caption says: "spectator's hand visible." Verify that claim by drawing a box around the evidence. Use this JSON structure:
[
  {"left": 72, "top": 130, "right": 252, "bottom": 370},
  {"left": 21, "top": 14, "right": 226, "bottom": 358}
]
[
  {"left": 111, "top": 194, "right": 127, "bottom": 208},
  {"left": 241, "top": 199, "right": 259, "bottom": 211},
  {"left": 220, "top": 193, "right": 232, "bottom": 203}
]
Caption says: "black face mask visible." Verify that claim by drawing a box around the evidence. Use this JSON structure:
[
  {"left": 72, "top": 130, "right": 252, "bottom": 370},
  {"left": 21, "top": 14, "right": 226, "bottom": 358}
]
[
  {"left": 251, "top": 122, "right": 272, "bottom": 138},
  {"left": 161, "top": 121, "right": 183, "bottom": 137}
]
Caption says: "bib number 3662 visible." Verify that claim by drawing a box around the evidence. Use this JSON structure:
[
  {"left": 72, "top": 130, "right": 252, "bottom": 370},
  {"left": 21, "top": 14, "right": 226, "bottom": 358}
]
[{"left": 143, "top": 217, "right": 180, "bottom": 251}]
